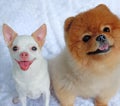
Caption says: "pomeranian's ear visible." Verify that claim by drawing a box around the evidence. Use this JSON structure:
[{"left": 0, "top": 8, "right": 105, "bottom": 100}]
[
  {"left": 64, "top": 17, "right": 74, "bottom": 32},
  {"left": 95, "top": 4, "right": 110, "bottom": 12},
  {"left": 2, "top": 24, "right": 17, "bottom": 47},
  {"left": 32, "top": 24, "right": 47, "bottom": 48}
]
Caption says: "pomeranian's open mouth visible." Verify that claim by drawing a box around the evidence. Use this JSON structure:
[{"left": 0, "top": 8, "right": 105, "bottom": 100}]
[
  {"left": 87, "top": 44, "right": 113, "bottom": 55},
  {"left": 15, "top": 58, "right": 36, "bottom": 71}
]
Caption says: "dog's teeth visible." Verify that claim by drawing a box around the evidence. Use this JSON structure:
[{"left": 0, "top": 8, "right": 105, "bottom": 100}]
[{"left": 99, "top": 44, "right": 109, "bottom": 50}]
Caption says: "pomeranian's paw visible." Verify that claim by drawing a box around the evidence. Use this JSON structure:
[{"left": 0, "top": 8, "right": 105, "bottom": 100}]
[
  {"left": 95, "top": 99, "right": 107, "bottom": 106},
  {"left": 12, "top": 96, "right": 20, "bottom": 104},
  {"left": 95, "top": 103, "right": 107, "bottom": 106},
  {"left": 61, "top": 105, "right": 73, "bottom": 106}
]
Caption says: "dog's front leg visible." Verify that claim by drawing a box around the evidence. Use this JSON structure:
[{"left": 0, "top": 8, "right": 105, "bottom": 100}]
[
  {"left": 19, "top": 95, "right": 27, "bottom": 106},
  {"left": 44, "top": 90, "right": 50, "bottom": 106},
  {"left": 16, "top": 85, "right": 27, "bottom": 106}
]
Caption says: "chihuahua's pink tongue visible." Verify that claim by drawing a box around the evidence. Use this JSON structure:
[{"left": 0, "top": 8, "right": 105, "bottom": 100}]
[
  {"left": 18, "top": 61, "right": 32, "bottom": 71},
  {"left": 99, "top": 44, "right": 109, "bottom": 50}
]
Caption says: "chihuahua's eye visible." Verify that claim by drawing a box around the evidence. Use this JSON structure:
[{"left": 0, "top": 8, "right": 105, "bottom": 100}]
[
  {"left": 12, "top": 46, "right": 18, "bottom": 51},
  {"left": 82, "top": 35, "right": 91, "bottom": 42},
  {"left": 103, "top": 27, "right": 110, "bottom": 32},
  {"left": 31, "top": 46, "right": 37, "bottom": 51}
]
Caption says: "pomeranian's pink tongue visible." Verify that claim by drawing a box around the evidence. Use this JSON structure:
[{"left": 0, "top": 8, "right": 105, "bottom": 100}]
[
  {"left": 18, "top": 61, "right": 31, "bottom": 71},
  {"left": 99, "top": 44, "right": 109, "bottom": 50}
]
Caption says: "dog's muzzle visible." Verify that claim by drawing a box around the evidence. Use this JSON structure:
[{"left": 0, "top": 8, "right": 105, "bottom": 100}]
[{"left": 87, "top": 35, "right": 113, "bottom": 55}]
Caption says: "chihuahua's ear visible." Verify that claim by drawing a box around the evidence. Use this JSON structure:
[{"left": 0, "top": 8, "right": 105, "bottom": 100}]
[
  {"left": 32, "top": 24, "right": 47, "bottom": 48},
  {"left": 2, "top": 24, "right": 17, "bottom": 47},
  {"left": 64, "top": 17, "right": 74, "bottom": 32}
]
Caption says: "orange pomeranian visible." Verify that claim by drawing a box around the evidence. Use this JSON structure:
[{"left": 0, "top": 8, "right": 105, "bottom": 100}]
[{"left": 49, "top": 4, "right": 120, "bottom": 106}]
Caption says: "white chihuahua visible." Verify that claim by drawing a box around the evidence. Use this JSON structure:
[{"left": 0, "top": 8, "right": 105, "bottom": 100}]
[{"left": 2, "top": 24, "right": 50, "bottom": 106}]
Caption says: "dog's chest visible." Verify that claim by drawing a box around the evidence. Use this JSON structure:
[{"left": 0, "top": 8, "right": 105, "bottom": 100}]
[
  {"left": 27, "top": 82, "right": 43, "bottom": 99},
  {"left": 13, "top": 60, "right": 49, "bottom": 99},
  {"left": 15, "top": 74, "right": 46, "bottom": 99},
  {"left": 70, "top": 66, "right": 120, "bottom": 98}
]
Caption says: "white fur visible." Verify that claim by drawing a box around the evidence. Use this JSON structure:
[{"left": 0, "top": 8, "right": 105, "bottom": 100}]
[
  {"left": 10, "top": 36, "right": 50, "bottom": 106},
  {"left": 49, "top": 48, "right": 120, "bottom": 100}
]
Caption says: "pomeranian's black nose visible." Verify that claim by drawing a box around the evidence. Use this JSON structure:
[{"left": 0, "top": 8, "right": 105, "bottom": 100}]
[{"left": 96, "top": 35, "right": 106, "bottom": 42}]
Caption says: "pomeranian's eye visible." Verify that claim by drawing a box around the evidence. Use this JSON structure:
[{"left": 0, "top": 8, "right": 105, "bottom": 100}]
[
  {"left": 12, "top": 46, "right": 18, "bottom": 51},
  {"left": 82, "top": 35, "right": 91, "bottom": 42},
  {"left": 31, "top": 46, "right": 37, "bottom": 51},
  {"left": 103, "top": 27, "right": 110, "bottom": 32}
]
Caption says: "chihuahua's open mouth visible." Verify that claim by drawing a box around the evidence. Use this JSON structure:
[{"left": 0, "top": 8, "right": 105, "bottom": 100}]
[
  {"left": 15, "top": 58, "right": 36, "bottom": 71},
  {"left": 87, "top": 44, "right": 113, "bottom": 55}
]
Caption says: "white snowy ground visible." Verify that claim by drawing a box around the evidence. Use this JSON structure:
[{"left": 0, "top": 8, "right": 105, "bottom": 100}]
[{"left": 0, "top": 0, "right": 120, "bottom": 106}]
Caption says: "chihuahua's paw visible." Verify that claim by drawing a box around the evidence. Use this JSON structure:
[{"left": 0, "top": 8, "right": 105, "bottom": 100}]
[{"left": 12, "top": 96, "right": 20, "bottom": 104}]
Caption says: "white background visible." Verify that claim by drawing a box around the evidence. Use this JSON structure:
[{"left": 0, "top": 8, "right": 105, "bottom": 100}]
[{"left": 0, "top": 0, "right": 120, "bottom": 106}]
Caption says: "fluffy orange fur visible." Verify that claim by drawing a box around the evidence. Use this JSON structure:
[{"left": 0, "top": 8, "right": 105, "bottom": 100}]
[{"left": 50, "top": 4, "right": 120, "bottom": 106}]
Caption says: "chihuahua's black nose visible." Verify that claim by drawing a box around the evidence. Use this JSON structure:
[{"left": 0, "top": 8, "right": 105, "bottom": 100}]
[{"left": 96, "top": 35, "right": 106, "bottom": 42}]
